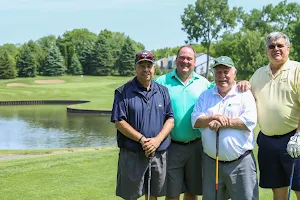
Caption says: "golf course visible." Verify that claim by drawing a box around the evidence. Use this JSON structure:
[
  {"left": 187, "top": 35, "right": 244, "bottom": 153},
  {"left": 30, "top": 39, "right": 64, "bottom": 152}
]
[{"left": 0, "top": 76, "right": 297, "bottom": 199}]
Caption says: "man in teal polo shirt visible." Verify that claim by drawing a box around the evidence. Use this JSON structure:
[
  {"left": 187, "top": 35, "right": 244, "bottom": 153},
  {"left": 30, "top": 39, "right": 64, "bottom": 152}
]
[{"left": 155, "top": 45, "right": 210, "bottom": 200}]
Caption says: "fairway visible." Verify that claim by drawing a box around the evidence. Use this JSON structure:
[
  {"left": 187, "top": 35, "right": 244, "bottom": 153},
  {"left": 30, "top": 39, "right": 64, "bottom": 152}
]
[{"left": 0, "top": 75, "right": 133, "bottom": 110}]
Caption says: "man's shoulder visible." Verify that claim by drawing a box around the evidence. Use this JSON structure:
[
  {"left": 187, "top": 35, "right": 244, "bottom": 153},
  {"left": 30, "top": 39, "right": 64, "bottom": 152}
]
[
  {"left": 153, "top": 81, "right": 169, "bottom": 92},
  {"left": 155, "top": 72, "right": 173, "bottom": 85},
  {"left": 200, "top": 87, "right": 214, "bottom": 97},
  {"left": 116, "top": 80, "right": 134, "bottom": 94}
]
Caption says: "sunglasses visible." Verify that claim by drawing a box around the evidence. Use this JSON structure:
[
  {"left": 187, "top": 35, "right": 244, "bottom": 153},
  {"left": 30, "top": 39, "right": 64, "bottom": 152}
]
[
  {"left": 136, "top": 53, "right": 154, "bottom": 62},
  {"left": 268, "top": 44, "right": 285, "bottom": 49}
]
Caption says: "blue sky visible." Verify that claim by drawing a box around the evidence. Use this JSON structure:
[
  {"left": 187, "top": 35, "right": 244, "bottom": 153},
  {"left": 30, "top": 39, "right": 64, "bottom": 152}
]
[{"left": 0, "top": 0, "right": 297, "bottom": 50}]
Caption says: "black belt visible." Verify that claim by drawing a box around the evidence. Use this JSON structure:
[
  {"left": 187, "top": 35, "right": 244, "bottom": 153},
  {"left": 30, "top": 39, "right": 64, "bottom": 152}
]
[
  {"left": 217, "top": 150, "right": 252, "bottom": 163},
  {"left": 171, "top": 137, "right": 201, "bottom": 145},
  {"left": 262, "top": 129, "right": 296, "bottom": 139}
]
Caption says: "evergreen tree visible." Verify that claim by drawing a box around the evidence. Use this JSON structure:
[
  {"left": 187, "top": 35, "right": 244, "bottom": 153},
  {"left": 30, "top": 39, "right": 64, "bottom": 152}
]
[
  {"left": 16, "top": 44, "right": 38, "bottom": 77},
  {"left": 69, "top": 54, "right": 83, "bottom": 75},
  {"left": 89, "top": 34, "right": 114, "bottom": 76},
  {"left": 118, "top": 37, "right": 136, "bottom": 76},
  {"left": 79, "top": 43, "right": 94, "bottom": 75},
  {"left": 0, "top": 51, "right": 17, "bottom": 79},
  {"left": 43, "top": 45, "right": 66, "bottom": 76}
]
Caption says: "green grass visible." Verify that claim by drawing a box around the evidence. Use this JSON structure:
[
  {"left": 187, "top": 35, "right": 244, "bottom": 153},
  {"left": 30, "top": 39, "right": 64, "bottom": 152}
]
[
  {"left": 0, "top": 75, "right": 132, "bottom": 110},
  {"left": 0, "top": 146, "right": 297, "bottom": 199}
]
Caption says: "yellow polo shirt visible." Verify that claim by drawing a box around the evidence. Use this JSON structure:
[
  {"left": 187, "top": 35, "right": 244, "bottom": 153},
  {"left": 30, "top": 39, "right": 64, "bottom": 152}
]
[{"left": 250, "top": 59, "right": 300, "bottom": 136}]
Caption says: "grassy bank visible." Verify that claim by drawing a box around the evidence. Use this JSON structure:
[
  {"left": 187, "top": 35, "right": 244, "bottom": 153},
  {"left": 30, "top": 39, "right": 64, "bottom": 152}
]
[
  {"left": 0, "top": 75, "right": 132, "bottom": 110},
  {"left": 0, "top": 147, "right": 297, "bottom": 200}
]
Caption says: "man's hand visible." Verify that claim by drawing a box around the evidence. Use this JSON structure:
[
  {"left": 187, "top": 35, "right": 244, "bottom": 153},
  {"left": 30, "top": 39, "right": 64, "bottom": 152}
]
[
  {"left": 212, "top": 114, "right": 230, "bottom": 127},
  {"left": 142, "top": 137, "right": 161, "bottom": 157},
  {"left": 237, "top": 80, "right": 251, "bottom": 92},
  {"left": 287, "top": 132, "right": 300, "bottom": 158},
  {"left": 208, "top": 120, "right": 221, "bottom": 132}
]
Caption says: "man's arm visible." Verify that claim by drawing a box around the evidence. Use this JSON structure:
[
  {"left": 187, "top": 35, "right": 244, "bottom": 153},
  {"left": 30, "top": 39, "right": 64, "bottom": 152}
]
[
  {"left": 225, "top": 118, "right": 249, "bottom": 130},
  {"left": 115, "top": 120, "right": 145, "bottom": 144},
  {"left": 143, "top": 117, "right": 174, "bottom": 157}
]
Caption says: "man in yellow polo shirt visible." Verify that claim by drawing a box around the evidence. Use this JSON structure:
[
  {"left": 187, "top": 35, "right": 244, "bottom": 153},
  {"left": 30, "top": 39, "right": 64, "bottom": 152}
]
[{"left": 250, "top": 32, "right": 300, "bottom": 200}]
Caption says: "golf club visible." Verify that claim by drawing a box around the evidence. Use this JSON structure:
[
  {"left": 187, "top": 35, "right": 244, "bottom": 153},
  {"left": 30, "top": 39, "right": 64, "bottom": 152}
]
[
  {"left": 148, "top": 153, "right": 154, "bottom": 200},
  {"left": 288, "top": 159, "right": 295, "bottom": 200},
  {"left": 215, "top": 129, "right": 220, "bottom": 200}
]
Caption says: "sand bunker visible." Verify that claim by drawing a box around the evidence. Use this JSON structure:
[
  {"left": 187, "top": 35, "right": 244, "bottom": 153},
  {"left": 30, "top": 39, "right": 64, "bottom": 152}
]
[
  {"left": 34, "top": 80, "right": 65, "bottom": 84},
  {"left": 7, "top": 83, "right": 28, "bottom": 87}
]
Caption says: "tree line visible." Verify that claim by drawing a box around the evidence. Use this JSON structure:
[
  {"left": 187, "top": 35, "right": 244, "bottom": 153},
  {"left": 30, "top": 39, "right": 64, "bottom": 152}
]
[
  {"left": 0, "top": 29, "right": 144, "bottom": 79},
  {"left": 0, "top": 0, "right": 299, "bottom": 80}
]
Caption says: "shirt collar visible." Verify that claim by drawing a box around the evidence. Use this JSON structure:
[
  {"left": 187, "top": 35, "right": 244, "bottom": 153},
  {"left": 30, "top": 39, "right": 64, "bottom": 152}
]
[
  {"left": 212, "top": 82, "right": 238, "bottom": 97},
  {"left": 132, "top": 77, "right": 157, "bottom": 92},
  {"left": 170, "top": 69, "right": 200, "bottom": 82},
  {"left": 265, "top": 58, "right": 291, "bottom": 73}
]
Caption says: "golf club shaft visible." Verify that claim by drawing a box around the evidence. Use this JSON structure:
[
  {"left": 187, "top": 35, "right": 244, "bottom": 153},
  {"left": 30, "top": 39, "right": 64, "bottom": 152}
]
[
  {"left": 288, "top": 159, "right": 295, "bottom": 200},
  {"left": 215, "top": 129, "right": 220, "bottom": 200},
  {"left": 148, "top": 154, "right": 154, "bottom": 200}
]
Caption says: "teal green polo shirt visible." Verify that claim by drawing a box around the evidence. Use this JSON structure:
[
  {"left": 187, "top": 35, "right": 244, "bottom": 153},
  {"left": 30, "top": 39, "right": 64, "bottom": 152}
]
[{"left": 155, "top": 70, "right": 211, "bottom": 142}]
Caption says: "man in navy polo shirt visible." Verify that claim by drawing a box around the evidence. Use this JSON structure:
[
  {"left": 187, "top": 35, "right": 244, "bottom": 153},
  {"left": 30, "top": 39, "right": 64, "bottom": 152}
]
[{"left": 111, "top": 50, "right": 174, "bottom": 200}]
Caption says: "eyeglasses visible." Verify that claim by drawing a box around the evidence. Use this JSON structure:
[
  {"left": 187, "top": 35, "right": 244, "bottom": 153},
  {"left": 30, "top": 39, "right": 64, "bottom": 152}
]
[{"left": 268, "top": 44, "right": 285, "bottom": 49}]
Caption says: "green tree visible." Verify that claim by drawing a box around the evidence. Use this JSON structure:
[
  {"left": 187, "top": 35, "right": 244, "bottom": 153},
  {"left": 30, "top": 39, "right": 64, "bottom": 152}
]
[
  {"left": 16, "top": 44, "right": 38, "bottom": 77},
  {"left": 118, "top": 37, "right": 136, "bottom": 76},
  {"left": 43, "top": 45, "right": 66, "bottom": 76},
  {"left": 27, "top": 40, "right": 44, "bottom": 75},
  {"left": 181, "top": 0, "right": 240, "bottom": 78},
  {"left": 36, "top": 36, "right": 57, "bottom": 75},
  {"left": 0, "top": 51, "right": 17, "bottom": 79},
  {"left": 69, "top": 54, "right": 82, "bottom": 75},
  {"left": 0, "top": 43, "right": 19, "bottom": 59},
  {"left": 89, "top": 34, "right": 114, "bottom": 76},
  {"left": 215, "top": 30, "right": 268, "bottom": 80},
  {"left": 79, "top": 43, "right": 94, "bottom": 75}
]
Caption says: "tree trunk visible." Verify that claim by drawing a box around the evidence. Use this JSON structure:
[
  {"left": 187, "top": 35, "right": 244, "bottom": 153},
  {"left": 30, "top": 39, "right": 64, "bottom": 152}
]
[{"left": 205, "top": 45, "right": 210, "bottom": 78}]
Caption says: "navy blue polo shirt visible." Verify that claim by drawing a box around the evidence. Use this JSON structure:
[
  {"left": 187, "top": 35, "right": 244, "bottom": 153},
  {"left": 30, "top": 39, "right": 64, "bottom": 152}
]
[{"left": 111, "top": 77, "right": 174, "bottom": 152}]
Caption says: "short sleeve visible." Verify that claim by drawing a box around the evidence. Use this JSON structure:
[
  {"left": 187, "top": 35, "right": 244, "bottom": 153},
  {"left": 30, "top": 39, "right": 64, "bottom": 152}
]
[
  {"left": 111, "top": 90, "right": 127, "bottom": 123},
  {"left": 191, "top": 93, "right": 206, "bottom": 128}
]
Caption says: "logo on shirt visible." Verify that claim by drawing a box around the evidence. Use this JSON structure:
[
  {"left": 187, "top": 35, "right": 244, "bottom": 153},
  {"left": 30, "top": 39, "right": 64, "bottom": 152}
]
[
  {"left": 280, "top": 77, "right": 287, "bottom": 82},
  {"left": 158, "top": 104, "right": 162, "bottom": 107}
]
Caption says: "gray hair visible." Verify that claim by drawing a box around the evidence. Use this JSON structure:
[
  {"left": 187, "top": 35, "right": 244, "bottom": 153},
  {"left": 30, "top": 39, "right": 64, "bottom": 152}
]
[
  {"left": 213, "top": 66, "right": 237, "bottom": 75},
  {"left": 266, "top": 32, "right": 290, "bottom": 48}
]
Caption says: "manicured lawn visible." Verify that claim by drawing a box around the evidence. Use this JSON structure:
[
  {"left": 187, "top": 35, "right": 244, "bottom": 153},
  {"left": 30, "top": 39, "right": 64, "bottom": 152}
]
[
  {"left": 0, "top": 75, "right": 133, "bottom": 110},
  {"left": 0, "top": 146, "right": 297, "bottom": 200}
]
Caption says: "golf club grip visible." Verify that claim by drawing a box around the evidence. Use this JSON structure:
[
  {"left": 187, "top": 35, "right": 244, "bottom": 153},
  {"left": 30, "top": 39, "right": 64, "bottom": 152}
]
[{"left": 216, "top": 156, "right": 219, "bottom": 190}]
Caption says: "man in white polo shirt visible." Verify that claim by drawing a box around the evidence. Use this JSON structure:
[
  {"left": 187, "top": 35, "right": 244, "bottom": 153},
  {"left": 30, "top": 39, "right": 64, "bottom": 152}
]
[{"left": 191, "top": 56, "right": 258, "bottom": 200}]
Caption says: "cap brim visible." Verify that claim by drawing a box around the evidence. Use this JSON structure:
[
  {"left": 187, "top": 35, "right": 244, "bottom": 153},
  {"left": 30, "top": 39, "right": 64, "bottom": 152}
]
[
  {"left": 136, "top": 59, "right": 155, "bottom": 64},
  {"left": 213, "top": 63, "right": 234, "bottom": 68}
]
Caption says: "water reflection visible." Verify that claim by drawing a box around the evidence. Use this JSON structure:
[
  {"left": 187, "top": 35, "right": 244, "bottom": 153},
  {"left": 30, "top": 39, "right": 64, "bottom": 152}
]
[{"left": 0, "top": 105, "right": 116, "bottom": 149}]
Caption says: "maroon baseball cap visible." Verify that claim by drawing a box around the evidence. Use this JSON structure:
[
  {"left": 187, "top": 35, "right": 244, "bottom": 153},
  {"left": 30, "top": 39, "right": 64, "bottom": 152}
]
[{"left": 135, "top": 50, "right": 155, "bottom": 64}]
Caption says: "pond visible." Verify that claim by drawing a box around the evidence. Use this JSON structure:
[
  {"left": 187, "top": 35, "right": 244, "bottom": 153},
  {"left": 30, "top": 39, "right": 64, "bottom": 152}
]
[{"left": 0, "top": 105, "right": 116, "bottom": 150}]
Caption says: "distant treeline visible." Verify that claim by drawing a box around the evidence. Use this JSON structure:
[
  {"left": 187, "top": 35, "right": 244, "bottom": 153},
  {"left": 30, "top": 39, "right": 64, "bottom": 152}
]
[
  {"left": 0, "top": 29, "right": 146, "bottom": 79},
  {"left": 0, "top": 0, "right": 300, "bottom": 80}
]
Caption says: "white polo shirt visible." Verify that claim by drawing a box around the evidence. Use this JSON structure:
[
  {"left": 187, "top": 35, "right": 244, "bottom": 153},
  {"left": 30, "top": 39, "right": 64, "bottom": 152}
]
[{"left": 191, "top": 84, "right": 257, "bottom": 161}]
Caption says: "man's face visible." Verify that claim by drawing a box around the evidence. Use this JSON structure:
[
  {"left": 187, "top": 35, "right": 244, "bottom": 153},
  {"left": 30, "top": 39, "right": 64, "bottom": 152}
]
[
  {"left": 215, "top": 65, "right": 236, "bottom": 91},
  {"left": 135, "top": 61, "right": 155, "bottom": 82},
  {"left": 175, "top": 47, "right": 196, "bottom": 77},
  {"left": 266, "top": 37, "right": 290, "bottom": 66}
]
